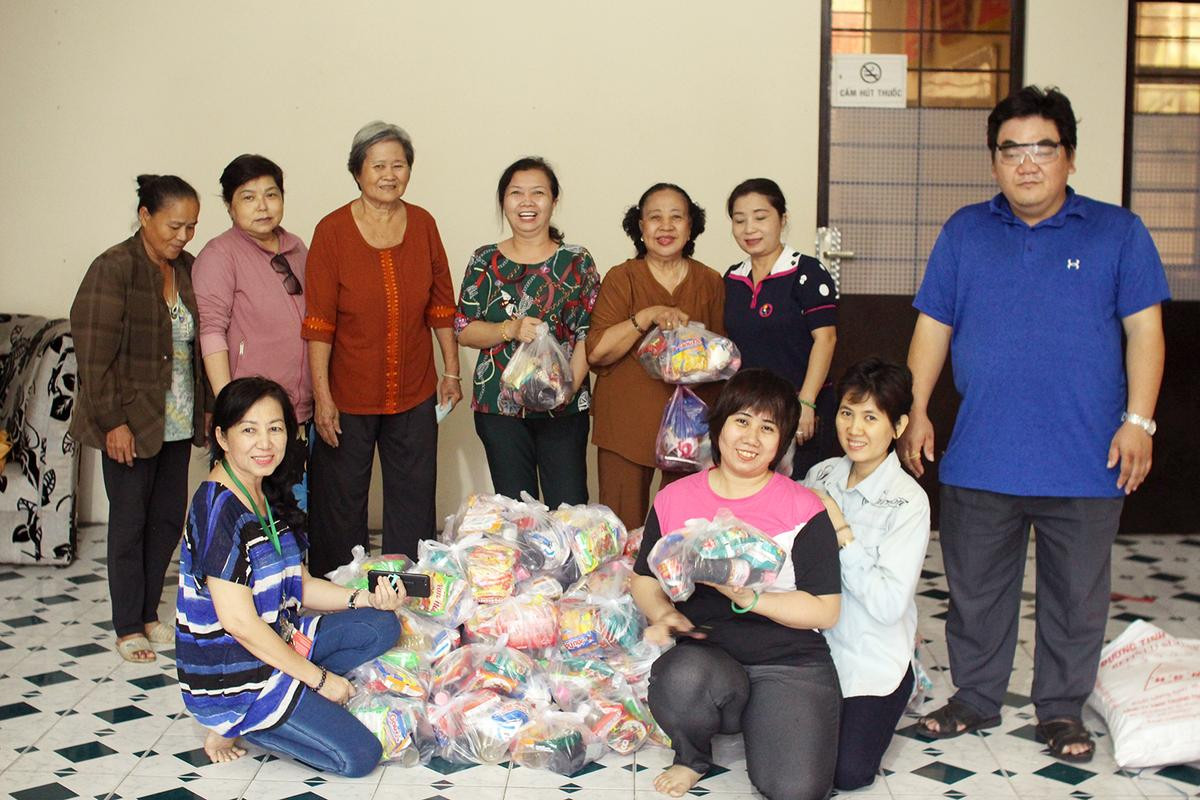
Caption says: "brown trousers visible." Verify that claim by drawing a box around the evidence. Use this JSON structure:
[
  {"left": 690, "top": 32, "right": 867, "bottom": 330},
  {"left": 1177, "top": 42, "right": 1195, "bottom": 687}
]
[{"left": 596, "top": 447, "right": 687, "bottom": 531}]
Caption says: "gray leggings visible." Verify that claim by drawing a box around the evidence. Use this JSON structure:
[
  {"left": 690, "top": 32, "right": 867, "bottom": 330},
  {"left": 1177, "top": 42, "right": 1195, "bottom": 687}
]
[{"left": 648, "top": 642, "right": 841, "bottom": 800}]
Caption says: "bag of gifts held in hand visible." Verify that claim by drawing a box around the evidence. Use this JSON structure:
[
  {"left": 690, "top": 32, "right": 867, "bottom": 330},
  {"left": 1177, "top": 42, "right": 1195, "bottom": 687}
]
[
  {"left": 636, "top": 321, "right": 740, "bottom": 383},
  {"left": 500, "top": 321, "right": 574, "bottom": 412},
  {"left": 648, "top": 509, "right": 786, "bottom": 601},
  {"left": 655, "top": 385, "right": 711, "bottom": 472}
]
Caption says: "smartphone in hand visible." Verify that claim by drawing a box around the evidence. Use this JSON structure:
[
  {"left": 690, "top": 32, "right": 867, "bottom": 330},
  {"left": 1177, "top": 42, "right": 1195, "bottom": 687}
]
[{"left": 366, "top": 570, "right": 432, "bottom": 598}]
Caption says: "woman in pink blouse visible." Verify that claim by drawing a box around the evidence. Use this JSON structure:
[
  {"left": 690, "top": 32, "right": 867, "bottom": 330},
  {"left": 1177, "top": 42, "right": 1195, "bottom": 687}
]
[{"left": 193, "top": 154, "right": 312, "bottom": 424}]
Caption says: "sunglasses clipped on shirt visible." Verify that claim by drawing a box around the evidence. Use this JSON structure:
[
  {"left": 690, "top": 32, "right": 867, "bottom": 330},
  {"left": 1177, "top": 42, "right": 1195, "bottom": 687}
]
[{"left": 271, "top": 253, "right": 303, "bottom": 295}]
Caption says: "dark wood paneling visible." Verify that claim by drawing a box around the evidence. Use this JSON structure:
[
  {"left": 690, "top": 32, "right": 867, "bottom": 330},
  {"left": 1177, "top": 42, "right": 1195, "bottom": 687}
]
[{"left": 833, "top": 296, "right": 1198, "bottom": 533}]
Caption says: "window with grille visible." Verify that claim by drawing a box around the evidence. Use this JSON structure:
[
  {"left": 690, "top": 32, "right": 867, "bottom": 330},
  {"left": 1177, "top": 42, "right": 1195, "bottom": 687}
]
[
  {"left": 822, "top": 0, "right": 1024, "bottom": 296},
  {"left": 1126, "top": 1, "right": 1200, "bottom": 300}
]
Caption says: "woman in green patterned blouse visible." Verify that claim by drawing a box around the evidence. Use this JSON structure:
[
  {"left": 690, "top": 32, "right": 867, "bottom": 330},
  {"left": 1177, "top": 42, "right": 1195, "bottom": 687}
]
[{"left": 454, "top": 157, "right": 600, "bottom": 507}]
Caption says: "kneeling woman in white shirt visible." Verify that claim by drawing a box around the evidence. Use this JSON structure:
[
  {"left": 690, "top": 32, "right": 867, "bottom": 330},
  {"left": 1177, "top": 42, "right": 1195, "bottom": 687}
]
[{"left": 804, "top": 357, "right": 931, "bottom": 791}]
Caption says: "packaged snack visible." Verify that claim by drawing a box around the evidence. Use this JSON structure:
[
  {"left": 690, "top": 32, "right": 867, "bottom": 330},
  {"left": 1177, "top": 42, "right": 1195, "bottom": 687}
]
[
  {"left": 428, "top": 689, "right": 535, "bottom": 765},
  {"left": 511, "top": 711, "right": 605, "bottom": 776},
  {"left": 579, "top": 690, "right": 653, "bottom": 755},
  {"left": 459, "top": 535, "right": 521, "bottom": 604},
  {"left": 654, "top": 386, "right": 711, "bottom": 472},
  {"left": 557, "top": 594, "right": 643, "bottom": 658},
  {"left": 430, "top": 642, "right": 546, "bottom": 705},
  {"left": 405, "top": 539, "right": 476, "bottom": 627},
  {"left": 348, "top": 647, "right": 427, "bottom": 699},
  {"left": 500, "top": 321, "right": 574, "bottom": 412},
  {"left": 636, "top": 322, "right": 741, "bottom": 384},
  {"left": 647, "top": 510, "right": 786, "bottom": 601},
  {"left": 554, "top": 504, "right": 627, "bottom": 576},
  {"left": 465, "top": 593, "right": 560, "bottom": 651},
  {"left": 516, "top": 573, "right": 564, "bottom": 599},
  {"left": 347, "top": 693, "right": 434, "bottom": 767},
  {"left": 624, "top": 526, "right": 644, "bottom": 560},
  {"left": 395, "top": 608, "right": 460, "bottom": 664}
]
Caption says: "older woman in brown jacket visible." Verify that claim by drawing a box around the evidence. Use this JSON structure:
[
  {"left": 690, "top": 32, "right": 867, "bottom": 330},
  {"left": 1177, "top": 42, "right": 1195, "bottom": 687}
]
[{"left": 71, "top": 174, "right": 211, "bottom": 663}]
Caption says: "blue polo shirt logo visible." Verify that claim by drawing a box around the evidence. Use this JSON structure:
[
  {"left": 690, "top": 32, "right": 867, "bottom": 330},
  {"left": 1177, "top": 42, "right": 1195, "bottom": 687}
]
[
  {"left": 759, "top": 303, "right": 774, "bottom": 318},
  {"left": 1067, "top": 259, "right": 1080, "bottom": 270}
]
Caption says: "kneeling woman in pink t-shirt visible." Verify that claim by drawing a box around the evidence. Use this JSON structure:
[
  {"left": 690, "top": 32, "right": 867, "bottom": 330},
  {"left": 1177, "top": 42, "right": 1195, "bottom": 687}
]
[{"left": 631, "top": 368, "right": 843, "bottom": 800}]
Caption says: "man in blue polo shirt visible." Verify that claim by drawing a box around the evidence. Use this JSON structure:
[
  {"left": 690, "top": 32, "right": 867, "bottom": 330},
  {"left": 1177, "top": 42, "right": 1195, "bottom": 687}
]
[{"left": 899, "top": 86, "right": 1169, "bottom": 763}]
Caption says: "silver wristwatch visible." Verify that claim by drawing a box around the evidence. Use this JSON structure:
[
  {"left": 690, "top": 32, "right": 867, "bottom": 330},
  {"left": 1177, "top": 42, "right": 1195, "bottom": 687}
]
[{"left": 1121, "top": 412, "right": 1157, "bottom": 436}]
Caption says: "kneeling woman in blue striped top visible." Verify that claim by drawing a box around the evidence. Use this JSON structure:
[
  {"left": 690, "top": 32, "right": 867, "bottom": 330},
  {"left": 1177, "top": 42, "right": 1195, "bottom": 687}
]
[{"left": 176, "top": 376, "right": 404, "bottom": 776}]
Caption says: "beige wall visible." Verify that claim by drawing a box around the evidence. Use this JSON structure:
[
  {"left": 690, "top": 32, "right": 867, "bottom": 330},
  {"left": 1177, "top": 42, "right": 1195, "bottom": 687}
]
[{"left": 0, "top": 0, "right": 1133, "bottom": 527}]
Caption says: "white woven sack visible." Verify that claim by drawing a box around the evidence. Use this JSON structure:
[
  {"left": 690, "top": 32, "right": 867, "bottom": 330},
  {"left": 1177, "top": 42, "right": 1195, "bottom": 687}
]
[{"left": 1087, "top": 619, "right": 1200, "bottom": 768}]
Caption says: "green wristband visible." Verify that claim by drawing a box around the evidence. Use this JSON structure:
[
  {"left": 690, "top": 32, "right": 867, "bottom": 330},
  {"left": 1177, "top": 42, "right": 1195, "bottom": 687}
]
[
  {"left": 731, "top": 590, "right": 760, "bottom": 614},
  {"left": 798, "top": 398, "right": 817, "bottom": 411}
]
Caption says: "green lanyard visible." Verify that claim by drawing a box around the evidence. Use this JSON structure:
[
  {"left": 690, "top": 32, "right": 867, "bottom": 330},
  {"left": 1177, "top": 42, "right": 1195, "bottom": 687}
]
[{"left": 221, "top": 460, "right": 282, "bottom": 555}]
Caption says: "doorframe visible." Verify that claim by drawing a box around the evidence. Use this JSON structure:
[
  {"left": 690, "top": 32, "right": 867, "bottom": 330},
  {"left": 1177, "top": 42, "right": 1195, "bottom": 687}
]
[{"left": 816, "top": 0, "right": 1027, "bottom": 228}]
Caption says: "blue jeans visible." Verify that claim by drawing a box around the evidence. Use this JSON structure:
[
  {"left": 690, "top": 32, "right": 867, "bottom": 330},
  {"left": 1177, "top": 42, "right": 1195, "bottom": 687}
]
[{"left": 244, "top": 608, "right": 400, "bottom": 777}]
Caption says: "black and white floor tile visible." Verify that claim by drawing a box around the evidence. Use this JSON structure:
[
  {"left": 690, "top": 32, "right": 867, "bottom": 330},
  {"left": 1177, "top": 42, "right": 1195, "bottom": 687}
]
[{"left": 0, "top": 525, "right": 1197, "bottom": 799}]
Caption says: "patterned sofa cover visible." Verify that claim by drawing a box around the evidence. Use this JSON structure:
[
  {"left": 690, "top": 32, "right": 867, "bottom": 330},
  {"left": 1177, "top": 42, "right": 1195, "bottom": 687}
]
[{"left": 0, "top": 314, "right": 77, "bottom": 565}]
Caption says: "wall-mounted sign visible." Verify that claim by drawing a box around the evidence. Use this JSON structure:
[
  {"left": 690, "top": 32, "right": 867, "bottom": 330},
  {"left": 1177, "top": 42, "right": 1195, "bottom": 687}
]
[{"left": 832, "top": 54, "right": 907, "bottom": 108}]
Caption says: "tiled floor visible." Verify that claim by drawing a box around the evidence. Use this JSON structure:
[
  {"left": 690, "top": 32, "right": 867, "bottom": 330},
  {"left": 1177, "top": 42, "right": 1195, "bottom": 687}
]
[{"left": 0, "top": 526, "right": 1198, "bottom": 799}]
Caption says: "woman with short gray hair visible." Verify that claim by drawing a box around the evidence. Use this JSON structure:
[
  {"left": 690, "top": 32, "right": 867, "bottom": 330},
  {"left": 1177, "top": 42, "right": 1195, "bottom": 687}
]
[{"left": 301, "top": 121, "right": 461, "bottom": 576}]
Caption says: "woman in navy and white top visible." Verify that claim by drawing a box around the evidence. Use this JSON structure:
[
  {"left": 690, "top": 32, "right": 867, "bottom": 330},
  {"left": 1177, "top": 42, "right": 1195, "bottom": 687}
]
[
  {"left": 723, "top": 178, "right": 838, "bottom": 479},
  {"left": 804, "top": 357, "right": 931, "bottom": 791},
  {"left": 175, "top": 377, "right": 404, "bottom": 776}
]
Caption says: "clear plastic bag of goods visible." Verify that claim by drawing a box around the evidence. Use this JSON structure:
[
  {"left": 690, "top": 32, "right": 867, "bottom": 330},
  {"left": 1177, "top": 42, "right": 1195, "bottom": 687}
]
[
  {"left": 1088, "top": 619, "right": 1200, "bottom": 768},
  {"left": 346, "top": 693, "right": 434, "bottom": 767},
  {"left": 500, "top": 321, "right": 574, "bottom": 412},
  {"left": 325, "top": 545, "right": 370, "bottom": 585},
  {"left": 405, "top": 539, "right": 477, "bottom": 627},
  {"left": 553, "top": 503, "right": 627, "bottom": 576},
  {"left": 428, "top": 689, "right": 535, "bottom": 765},
  {"left": 654, "top": 385, "right": 711, "bottom": 472},
  {"left": 511, "top": 710, "right": 605, "bottom": 776},
  {"left": 347, "top": 647, "right": 428, "bottom": 699},
  {"left": 565, "top": 560, "right": 632, "bottom": 601},
  {"left": 647, "top": 510, "right": 786, "bottom": 601},
  {"left": 542, "top": 652, "right": 627, "bottom": 711},
  {"left": 636, "top": 322, "right": 741, "bottom": 384},
  {"left": 509, "top": 493, "right": 573, "bottom": 572},
  {"left": 465, "top": 592, "right": 561, "bottom": 651},
  {"left": 443, "top": 493, "right": 520, "bottom": 542},
  {"left": 395, "top": 608, "right": 460, "bottom": 664},
  {"left": 579, "top": 688, "right": 654, "bottom": 755},
  {"left": 429, "top": 641, "right": 548, "bottom": 706},
  {"left": 458, "top": 534, "right": 523, "bottom": 605},
  {"left": 557, "top": 593, "right": 643, "bottom": 658}
]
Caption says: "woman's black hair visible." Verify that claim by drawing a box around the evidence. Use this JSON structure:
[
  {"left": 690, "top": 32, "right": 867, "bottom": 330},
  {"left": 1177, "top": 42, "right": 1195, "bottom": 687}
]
[
  {"left": 209, "top": 377, "right": 305, "bottom": 535},
  {"left": 497, "top": 156, "right": 564, "bottom": 243},
  {"left": 987, "top": 85, "right": 1078, "bottom": 157},
  {"left": 835, "top": 356, "right": 913, "bottom": 431},
  {"left": 726, "top": 177, "right": 787, "bottom": 218},
  {"left": 621, "top": 182, "right": 706, "bottom": 258},
  {"left": 136, "top": 174, "right": 198, "bottom": 214},
  {"left": 707, "top": 368, "right": 800, "bottom": 471},
  {"left": 219, "top": 154, "right": 285, "bottom": 205}
]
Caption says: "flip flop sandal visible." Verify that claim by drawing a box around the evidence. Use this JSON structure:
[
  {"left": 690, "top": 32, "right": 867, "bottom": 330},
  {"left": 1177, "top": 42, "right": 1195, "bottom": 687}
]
[
  {"left": 918, "top": 699, "right": 1001, "bottom": 739},
  {"left": 116, "top": 635, "right": 156, "bottom": 663},
  {"left": 145, "top": 621, "right": 174, "bottom": 644},
  {"left": 1035, "top": 717, "right": 1095, "bottom": 764}
]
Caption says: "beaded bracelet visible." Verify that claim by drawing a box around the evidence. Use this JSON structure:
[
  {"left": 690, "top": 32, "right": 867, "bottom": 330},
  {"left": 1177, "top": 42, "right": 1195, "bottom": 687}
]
[{"left": 312, "top": 666, "right": 328, "bottom": 692}]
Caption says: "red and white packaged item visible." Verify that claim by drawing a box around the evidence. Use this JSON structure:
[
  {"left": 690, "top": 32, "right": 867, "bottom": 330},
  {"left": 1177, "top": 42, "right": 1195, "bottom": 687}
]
[{"left": 1088, "top": 619, "right": 1200, "bottom": 768}]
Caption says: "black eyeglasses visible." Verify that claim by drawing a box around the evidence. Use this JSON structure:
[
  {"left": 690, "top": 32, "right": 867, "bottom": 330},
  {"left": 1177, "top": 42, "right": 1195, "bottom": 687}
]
[{"left": 271, "top": 254, "right": 303, "bottom": 295}]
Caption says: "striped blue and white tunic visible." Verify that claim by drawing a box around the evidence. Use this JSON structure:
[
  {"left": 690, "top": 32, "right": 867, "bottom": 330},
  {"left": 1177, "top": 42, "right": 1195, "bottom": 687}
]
[{"left": 175, "top": 481, "right": 321, "bottom": 737}]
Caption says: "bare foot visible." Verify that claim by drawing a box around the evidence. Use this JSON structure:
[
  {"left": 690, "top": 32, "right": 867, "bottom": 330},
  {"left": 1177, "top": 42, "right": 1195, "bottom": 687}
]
[
  {"left": 204, "top": 730, "right": 246, "bottom": 763},
  {"left": 654, "top": 764, "right": 703, "bottom": 797}
]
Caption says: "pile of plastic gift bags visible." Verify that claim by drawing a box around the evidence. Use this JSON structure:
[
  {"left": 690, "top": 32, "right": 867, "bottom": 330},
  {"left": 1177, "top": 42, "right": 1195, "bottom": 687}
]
[{"left": 327, "top": 492, "right": 667, "bottom": 774}]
